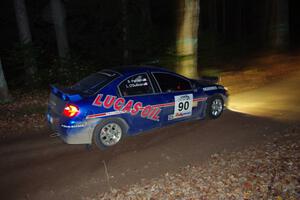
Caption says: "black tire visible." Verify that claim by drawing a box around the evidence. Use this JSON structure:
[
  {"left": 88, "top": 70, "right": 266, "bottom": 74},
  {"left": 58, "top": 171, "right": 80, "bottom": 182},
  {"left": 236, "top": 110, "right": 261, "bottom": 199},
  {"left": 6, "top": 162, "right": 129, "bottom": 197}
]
[
  {"left": 93, "top": 118, "right": 128, "bottom": 150},
  {"left": 206, "top": 95, "right": 224, "bottom": 119}
]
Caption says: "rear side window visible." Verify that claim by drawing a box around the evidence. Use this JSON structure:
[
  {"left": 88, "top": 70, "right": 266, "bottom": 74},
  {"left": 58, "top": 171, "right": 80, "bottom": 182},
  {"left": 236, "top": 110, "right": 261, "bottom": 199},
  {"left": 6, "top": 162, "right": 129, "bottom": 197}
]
[
  {"left": 119, "top": 73, "right": 154, "bottom": 96},
  {"left": 71, "top": 72, "right": 117, "bottom": 95},
  {"left": 153, "top": 73, "right": 191, "bottom": 92}
]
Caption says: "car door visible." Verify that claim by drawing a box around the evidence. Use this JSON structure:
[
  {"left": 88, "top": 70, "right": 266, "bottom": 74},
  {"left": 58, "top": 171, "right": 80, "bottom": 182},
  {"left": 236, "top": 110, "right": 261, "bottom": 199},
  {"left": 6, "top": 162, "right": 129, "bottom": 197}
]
[
  {"left": 118, "top": 73, "right": 165, "bottom": 134},
  {"left": 151, "top": 72, "right": 204, "bottom": 125}
]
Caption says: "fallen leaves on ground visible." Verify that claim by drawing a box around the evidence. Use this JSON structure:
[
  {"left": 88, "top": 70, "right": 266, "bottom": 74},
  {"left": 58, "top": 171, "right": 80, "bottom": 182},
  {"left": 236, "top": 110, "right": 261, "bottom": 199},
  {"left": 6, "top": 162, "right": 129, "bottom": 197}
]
[
  {"left": 0, "top": 90, "right": 48, "bottom": 136},
  {"left": 88, "top": 126, "right": 300, "bottom": 200}
]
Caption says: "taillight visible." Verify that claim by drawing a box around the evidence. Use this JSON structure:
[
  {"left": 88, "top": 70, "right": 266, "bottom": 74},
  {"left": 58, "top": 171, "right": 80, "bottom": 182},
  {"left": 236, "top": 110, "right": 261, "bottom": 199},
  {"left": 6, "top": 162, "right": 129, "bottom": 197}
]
[{"left": 63, "top": 104, "right": 79, "bottom": 117}]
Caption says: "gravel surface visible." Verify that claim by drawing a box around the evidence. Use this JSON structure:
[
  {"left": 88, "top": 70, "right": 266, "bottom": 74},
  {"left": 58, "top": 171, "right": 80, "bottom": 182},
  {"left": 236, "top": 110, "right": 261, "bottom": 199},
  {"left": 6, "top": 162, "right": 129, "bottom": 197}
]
[{"left": 86, "top": 126, "right": 300, "bottom": 200}]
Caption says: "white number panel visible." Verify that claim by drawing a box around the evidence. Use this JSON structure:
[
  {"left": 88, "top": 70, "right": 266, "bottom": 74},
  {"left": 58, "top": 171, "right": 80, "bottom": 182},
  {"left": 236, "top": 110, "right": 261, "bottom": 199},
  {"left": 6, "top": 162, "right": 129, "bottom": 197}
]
[{"left": 173, "top": 94, "right": 193, "bottom": 119}]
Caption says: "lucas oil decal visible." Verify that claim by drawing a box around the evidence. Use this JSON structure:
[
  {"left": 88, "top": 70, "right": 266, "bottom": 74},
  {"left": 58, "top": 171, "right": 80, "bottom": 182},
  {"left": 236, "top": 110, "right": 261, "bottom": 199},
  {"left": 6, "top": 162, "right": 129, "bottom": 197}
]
[{"left": 90, "top": 94, "right": 161, "bottom": 121}]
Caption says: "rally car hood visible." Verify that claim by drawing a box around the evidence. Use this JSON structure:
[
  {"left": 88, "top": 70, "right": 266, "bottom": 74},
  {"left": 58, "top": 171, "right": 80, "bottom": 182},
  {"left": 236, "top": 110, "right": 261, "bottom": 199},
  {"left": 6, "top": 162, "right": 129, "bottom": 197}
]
[{"left": 192, "top": 76, "right": 220, "bottom": 88}]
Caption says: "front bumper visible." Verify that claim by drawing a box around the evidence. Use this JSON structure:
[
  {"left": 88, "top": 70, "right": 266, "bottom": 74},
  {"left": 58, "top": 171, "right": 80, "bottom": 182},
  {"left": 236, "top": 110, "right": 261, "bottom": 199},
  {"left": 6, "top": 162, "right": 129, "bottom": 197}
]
[{"left": 222, "top": 94, "right": 229, "bottom": 109}]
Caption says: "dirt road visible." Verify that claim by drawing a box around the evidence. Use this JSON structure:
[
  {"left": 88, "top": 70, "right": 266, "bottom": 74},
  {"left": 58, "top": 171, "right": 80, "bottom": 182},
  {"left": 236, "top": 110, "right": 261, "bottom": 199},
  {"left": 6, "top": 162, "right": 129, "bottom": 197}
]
[
  {"left": 0, "top": 111, "right": 296, "bottom": 200},
  {"left": 1, "top": 68, "right": 300, "bottom": 200},
  {"left": 229, "top": 69, "right": 300, "bottom": 121}
]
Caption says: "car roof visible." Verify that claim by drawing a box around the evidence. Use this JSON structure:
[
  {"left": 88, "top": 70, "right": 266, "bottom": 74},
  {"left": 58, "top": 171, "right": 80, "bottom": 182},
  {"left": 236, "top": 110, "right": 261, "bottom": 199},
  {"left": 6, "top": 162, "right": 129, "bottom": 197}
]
[{"left": 102, "top": 65, "right": 172, "bottom": 77}]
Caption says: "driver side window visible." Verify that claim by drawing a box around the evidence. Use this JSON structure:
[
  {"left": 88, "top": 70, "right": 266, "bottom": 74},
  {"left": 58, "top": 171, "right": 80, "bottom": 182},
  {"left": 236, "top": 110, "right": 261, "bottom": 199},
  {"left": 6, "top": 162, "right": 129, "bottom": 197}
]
[{"left": 153, "top": 73, "right": 192, "bottom": 93}]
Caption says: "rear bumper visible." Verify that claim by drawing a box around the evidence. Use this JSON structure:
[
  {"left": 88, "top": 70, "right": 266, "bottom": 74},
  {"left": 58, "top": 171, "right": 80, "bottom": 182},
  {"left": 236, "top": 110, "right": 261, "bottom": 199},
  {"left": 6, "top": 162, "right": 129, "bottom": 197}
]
[
  {"left": 59, "top": 130, "right": 92, "bottom": 144},
  {"left": 47, "top": 113, "right": 93, "bottom": 144}
]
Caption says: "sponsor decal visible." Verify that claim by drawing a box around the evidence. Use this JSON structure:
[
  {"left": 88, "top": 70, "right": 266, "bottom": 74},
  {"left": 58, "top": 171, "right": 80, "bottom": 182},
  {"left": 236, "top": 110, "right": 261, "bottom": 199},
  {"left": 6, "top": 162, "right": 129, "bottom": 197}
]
[
  {"left": 167, "top": 96, "right": 207, "bottom": 121},
  {"left": 168, "top": 114, "right": 174, "bottom": 121},
  {"left": 203, "top": 86, "right": 218, "bottom": 91},
  {"left": 61, "top": 122, "right": 87, "bottom": 128},
  {"left": 90, "top": 94, "right": 161, "bottom": 121},
  {"left": 173, "top": 94, "right": 193, "bottom": 119},
  {"left": 88, "top": 94, "right": 207, "bottom": 121},
  {"left": 125, "top": 75, "right": 149, "bottom": 88}
]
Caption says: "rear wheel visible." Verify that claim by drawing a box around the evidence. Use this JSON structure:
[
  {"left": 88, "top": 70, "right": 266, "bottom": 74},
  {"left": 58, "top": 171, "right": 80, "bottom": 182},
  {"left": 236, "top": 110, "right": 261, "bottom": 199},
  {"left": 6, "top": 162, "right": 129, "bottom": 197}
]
[
  {"left": 93, "top": 118, "right": 127, "bottom": 150},
  {"left": 206, "top": 95, "right": 224, "bottom": 119}
]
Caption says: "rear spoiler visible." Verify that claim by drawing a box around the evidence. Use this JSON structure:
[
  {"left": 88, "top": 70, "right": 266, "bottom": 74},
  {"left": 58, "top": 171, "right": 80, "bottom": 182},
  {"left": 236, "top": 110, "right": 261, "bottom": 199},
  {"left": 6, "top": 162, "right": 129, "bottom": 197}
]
[
  {"left": 50, "top": 85, "right": 82, "bottom": 101},
  {"left": 200, "top": 76, "right": 219, "bottom": 84}
]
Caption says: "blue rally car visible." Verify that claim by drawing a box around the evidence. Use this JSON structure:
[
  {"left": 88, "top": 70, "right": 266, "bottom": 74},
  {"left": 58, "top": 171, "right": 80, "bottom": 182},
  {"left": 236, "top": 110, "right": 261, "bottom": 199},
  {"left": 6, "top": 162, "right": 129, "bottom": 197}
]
[{"left": 47, "top": 66, "right": 228, "bottom": 149}]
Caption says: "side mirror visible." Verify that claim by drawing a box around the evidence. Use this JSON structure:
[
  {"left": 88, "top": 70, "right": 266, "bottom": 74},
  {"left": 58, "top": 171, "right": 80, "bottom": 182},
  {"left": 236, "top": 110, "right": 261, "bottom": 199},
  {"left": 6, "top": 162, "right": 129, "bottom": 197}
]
[{"left": 191, "top": 83, "right": 197, "bottom": 92}]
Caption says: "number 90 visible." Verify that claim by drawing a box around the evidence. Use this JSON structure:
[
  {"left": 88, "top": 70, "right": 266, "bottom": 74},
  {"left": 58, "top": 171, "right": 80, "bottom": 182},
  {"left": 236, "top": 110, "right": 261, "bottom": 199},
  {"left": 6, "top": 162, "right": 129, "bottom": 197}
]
[{"left": 178, "top": 101, "right": 189, "bottom": 111}]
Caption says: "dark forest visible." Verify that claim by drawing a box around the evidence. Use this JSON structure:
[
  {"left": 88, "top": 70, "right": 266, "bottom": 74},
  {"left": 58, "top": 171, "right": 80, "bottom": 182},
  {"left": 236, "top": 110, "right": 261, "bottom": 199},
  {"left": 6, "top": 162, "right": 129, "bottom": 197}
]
[{"left": 1, "top": 0, "right": 299, "bottom": 92}]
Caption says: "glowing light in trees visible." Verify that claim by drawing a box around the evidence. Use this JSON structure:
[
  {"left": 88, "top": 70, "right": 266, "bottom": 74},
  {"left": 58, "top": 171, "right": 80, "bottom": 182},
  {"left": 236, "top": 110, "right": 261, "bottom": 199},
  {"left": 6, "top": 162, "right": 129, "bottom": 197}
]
[{"left": 176, "top": 0, "right": 199, "bottom": 78}]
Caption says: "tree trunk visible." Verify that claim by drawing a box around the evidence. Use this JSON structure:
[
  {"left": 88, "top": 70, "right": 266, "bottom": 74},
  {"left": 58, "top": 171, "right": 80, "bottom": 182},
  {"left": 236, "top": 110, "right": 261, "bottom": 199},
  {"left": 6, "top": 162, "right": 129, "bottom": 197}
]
[
  {"left": 209, "top": 0, "right": 217, "bottom": 65},
  {"left": 236, "top": 0, "right": 243, "bottom": 41},
  {"left": 176, "top": 0, "right": 199, "bottom": 78},
  {"left": 222, "top": 0, "right": 226, "bottom": 37},
  {"left": 140, "top": 0, "right": 152, "bottom": 27},
  {"left": 0, "top": 58, "right": 11, "bottom": 102},
  {"left": 263, "top": 0, "right": 271, "bottom": 44},
  {"left": 51, "top": 0, "right": 70, "bottom": 59},
  {"left": 14, "top": 0, "right": 32, "bottom": 44},
  {"left": 14, "top": 0, "right": 37, "bottom": 77},
  {"left": 122, "top": 0, "right": 129, "bottom": 64},
  {"left": 271, "top": 0, "right": 289, "bottom": 49},
  {"left": 210, "top": 0, "right": 217, "bottom": 32}
]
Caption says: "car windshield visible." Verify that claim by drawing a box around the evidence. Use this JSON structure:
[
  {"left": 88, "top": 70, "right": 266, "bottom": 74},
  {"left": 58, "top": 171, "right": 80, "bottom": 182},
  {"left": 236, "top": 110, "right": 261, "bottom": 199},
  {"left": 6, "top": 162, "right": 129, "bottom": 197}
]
[{"left": 70, "top": 72, "right": 115, "bottom": 95}]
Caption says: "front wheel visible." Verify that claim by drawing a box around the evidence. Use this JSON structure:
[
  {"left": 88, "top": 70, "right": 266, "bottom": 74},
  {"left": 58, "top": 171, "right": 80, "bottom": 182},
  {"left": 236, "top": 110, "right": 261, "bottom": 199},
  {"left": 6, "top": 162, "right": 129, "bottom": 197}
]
[
  {"left": 206, "top": 95, "right": 224, "bottom": 119},
  {"left": 93, "top": 118, "right": 127, "bottom": 150}
]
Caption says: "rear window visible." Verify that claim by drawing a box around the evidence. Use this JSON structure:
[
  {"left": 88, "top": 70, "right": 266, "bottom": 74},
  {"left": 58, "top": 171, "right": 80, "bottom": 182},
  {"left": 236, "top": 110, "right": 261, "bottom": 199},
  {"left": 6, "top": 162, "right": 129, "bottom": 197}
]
[{"left": 70, "top": 72, "right": 117, "bottom": 95}]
